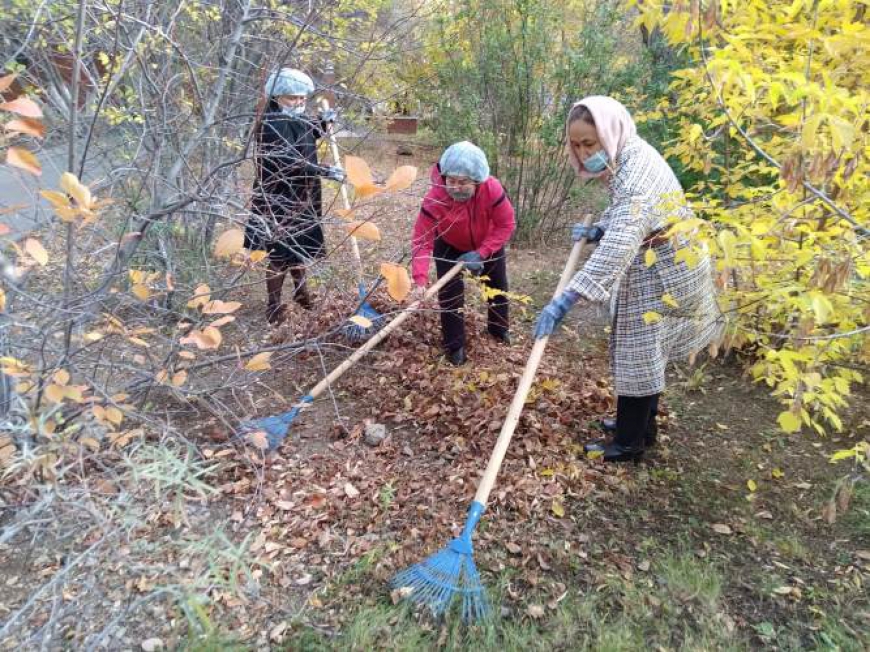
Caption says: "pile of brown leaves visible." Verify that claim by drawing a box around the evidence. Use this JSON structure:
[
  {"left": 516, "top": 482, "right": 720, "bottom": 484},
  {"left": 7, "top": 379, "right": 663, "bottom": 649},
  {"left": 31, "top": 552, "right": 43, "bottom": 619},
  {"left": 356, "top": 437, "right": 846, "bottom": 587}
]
[{"left": 202, "top": 293, "right": 627, "bottom": 622}]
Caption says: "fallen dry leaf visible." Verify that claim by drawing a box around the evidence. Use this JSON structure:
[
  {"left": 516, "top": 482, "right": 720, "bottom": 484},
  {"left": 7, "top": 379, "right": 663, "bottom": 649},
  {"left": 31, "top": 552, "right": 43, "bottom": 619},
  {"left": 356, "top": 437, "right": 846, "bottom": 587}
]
[
  {"left": 344, "top": 482, "right": 360, "bottom": 499},
  {"left": 526, "top": 604, "right": 545, "bottom": 619}
]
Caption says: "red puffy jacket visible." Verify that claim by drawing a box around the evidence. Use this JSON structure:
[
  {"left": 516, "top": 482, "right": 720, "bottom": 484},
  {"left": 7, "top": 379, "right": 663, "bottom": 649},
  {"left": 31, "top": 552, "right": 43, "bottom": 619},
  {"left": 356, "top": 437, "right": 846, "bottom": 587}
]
[{"left": 411, "top": 164, "right": 516, "bottom": 286}]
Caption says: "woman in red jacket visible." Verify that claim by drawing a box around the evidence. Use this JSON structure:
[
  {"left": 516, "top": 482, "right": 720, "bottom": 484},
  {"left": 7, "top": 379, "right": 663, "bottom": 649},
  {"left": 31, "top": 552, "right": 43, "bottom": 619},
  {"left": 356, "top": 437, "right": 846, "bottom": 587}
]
[{"left": 411, "top": 141, "right": 516, "bottom": 365}]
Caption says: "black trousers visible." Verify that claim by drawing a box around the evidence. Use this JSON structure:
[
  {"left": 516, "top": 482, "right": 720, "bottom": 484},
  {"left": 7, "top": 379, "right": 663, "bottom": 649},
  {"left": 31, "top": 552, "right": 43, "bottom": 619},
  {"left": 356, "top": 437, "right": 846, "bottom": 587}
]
[
  {"left": 433, "top": 238, "right": 509, "bottom": 352},
  {"left": 615, "top": 394, "right": 660, "bottom": 448}
]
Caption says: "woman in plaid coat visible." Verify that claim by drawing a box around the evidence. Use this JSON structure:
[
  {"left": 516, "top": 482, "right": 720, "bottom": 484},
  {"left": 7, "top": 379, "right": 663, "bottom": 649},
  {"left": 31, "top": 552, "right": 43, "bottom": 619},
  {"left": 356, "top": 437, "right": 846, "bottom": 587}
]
[{"left": 534, "top": 96, "right": 723, "bottom": 463}]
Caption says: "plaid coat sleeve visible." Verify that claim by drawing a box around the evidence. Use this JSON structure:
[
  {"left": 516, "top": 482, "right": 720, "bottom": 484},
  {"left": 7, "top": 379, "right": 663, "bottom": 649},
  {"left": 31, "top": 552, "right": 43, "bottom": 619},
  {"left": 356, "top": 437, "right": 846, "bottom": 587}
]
[{"left": 566, "top": 195, "right": 652, "bottom": 302}]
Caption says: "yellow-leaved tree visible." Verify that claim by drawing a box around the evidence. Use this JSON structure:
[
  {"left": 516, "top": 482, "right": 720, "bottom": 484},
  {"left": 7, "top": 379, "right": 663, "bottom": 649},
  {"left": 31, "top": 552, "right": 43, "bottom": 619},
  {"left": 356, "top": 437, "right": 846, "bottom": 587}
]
[{"left": 630, "top": 0, "right": 868, "bottom": 460}]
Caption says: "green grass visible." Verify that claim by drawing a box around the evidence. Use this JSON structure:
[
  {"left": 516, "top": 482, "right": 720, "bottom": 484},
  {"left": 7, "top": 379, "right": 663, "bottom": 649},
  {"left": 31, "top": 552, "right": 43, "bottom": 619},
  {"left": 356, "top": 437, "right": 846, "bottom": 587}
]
[
  {"left": 841, "top": 476, "right": 870, "bottom": 539},
  {"left": 279, "top": 549, "right": 748, "bottom": 652}
]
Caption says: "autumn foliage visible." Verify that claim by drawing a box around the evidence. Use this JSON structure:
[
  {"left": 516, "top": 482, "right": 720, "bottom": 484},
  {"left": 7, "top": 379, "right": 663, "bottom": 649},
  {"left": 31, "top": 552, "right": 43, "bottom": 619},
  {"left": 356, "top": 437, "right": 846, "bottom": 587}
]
[{"left": 631, "top": 0, "right": 868, "bottom": 456}]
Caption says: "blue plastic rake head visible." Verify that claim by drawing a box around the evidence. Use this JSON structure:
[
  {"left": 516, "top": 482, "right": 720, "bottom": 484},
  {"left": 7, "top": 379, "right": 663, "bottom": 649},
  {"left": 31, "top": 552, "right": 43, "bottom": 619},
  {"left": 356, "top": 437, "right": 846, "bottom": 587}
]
[
  {"left": 391, "top": 502, "right": 489, "bottom": 622},
  {"left": 237, "top": 395, "right": 313, "bottom": 449},
  {"left": 342, "top": 283, "right": 386, "bottom": 342}
]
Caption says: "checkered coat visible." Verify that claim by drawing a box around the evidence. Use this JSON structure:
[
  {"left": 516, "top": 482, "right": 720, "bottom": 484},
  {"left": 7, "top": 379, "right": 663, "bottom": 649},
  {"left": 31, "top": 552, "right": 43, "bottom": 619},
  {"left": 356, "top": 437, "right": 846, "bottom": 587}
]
[{"left": 567, "top": 135, "right": 723, "bottom": 396}]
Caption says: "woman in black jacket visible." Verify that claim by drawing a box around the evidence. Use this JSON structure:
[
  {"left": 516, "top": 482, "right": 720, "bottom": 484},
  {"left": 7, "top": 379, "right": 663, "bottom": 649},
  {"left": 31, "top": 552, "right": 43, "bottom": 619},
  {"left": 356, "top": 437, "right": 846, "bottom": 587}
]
[{"left": 245, "top": 68, "right": 345, "bottom": 324}]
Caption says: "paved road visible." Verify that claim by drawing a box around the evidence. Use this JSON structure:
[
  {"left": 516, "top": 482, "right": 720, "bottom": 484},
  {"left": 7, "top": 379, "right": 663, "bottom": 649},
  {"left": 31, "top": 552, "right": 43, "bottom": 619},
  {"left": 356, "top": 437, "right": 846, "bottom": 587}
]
[{"left": 1, "top": 140, "right": 112, "bottom": 237}]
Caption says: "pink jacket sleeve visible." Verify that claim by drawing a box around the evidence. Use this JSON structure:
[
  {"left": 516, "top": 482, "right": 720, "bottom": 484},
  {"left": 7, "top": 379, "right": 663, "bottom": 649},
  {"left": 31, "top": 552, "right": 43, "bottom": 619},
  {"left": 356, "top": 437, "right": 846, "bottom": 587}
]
[
  {"left": 477, "top": 189, "right": 516, "bottom": 259},
  {"left": 411, "top": 205, "right": 437, "bottom": 287}
]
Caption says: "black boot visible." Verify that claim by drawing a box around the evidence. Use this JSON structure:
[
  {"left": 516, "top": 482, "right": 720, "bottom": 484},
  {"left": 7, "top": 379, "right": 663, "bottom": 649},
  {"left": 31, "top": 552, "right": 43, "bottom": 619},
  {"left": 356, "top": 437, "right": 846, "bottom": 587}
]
[
  {"left": 446, "top": 347, "right": 467, "bottom": 366},
  {"left": 588, "top": 394, "right": 658, "bottom": 461},
  {"left": 266, "top": 302, "right": 288, "bottom": 325},
  {"left": 487, "top": 329, "right": 511, "bottom": 345},
  {"left": 293, "top": 285, "right": 314, "bottom": 310},
  {"left": 602, "top": 441, "right": 644, "bottom": 464},
  {"left": 585, "top": 414, "right": 657, "bottom": 453}
]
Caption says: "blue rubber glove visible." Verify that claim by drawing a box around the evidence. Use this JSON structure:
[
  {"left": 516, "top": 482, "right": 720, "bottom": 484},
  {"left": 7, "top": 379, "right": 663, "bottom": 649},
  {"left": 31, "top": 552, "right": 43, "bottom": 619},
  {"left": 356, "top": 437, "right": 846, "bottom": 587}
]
[
  {"left": 325, "top": 165, "right": 346, "bottom": 182},
  {"left": 457, "top": 251, "right": 484, "bottom": 273},
  {"left": 534, "top": 290, "right": 580, "bottom": 339},
  {"left": 318, "top": 108, "right": 338, "bottom": 123},
  {"left": 572, "top": 224, "right": 604, "bottom": 242}
]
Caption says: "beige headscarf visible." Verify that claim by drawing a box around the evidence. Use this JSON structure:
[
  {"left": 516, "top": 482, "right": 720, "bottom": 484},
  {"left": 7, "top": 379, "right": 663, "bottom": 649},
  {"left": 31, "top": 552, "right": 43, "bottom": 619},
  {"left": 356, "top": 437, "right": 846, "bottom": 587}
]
[{"left": 566, "top": 96, "right": 637, "bottom": 179}]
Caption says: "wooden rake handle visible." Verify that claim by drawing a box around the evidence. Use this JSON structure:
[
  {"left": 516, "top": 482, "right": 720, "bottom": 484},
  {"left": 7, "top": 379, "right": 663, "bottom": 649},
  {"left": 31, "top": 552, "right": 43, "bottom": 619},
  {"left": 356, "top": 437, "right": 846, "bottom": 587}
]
[
  {"left": 472, "top": 214, "right": 594, "bottom": 508},
  {"left": 319, "top": 98, "right": 364, "bottom": 275},
  {"left": 305, "top": 262, "right": 465, "bottom": 401}
]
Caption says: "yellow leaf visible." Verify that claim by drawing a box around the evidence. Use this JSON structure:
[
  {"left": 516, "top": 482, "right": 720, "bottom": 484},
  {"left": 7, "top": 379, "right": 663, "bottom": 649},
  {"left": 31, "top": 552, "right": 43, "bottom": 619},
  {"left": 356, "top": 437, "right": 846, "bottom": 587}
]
[
  {"left": 180, "top": 327, "right": 222, "bottom": 350},
  {"left": 45, "top": 384, "right": 67, "bottom": 403},
  {"left": 202, "top": 326, "right": 222, "bottom": 348},
  {"left": 60, "top": 172, "right": 92, "bottom": 208},
  {"left": 334, "top": 208, "right": 355, "bottom": 219},
  {"left": 771, "top": 468, "right": 784, "bottom": 479},
  {"left": 40, "top": 190, "right": 70, "bottom": 209},
  {"left": 645, "top": 248, "right": 658, "bottom": 267},
  {"left": 5, "top": 117, "right": 45, "bottom": 138},
  {"left": 105, "top": 406, "right": 124, "bottom": 426},
  {"left": 53, "top": 369, "right": 70, "bottom": 386},
  {"left": 0, "top": 96, "right": 43, "bottom": 118},
  {"left": 24, "top": 238, "right": 48, "bottom": 265},
  {"left": 349, "top": 314, "right": 373, "bottom": 329},
  {"left": 178, "top": 350, "right": 196, "bottom": 360},
  {"left": 385, "top": 165, "right": 418, "bottom": 192},
  {"left": 245, "top": 352, "right": 273, "bottom": 371},
  {"left": 801, "top": 113, "right": 823, "bottom": 151},
  {"left": 171, "top": 370, "right": 188, "bottom": 387},
  {"left": 346, "top": 221, "right": 381, "bottom": 241},
  {"left": 249, "top": 250, "right": 268, "bottom": 263},
  {"left": 777, "top": 411, "right": 801, "bottom": 433},
  {"left": 80, "top": 437, "right": 100, "bottom": 452},
  {"left": 662, "top": 293, "right": 679, "bottom": 308},
  {"left": 0, "top": 357, "right": 29, "bottom": 376},
  {"left": 380, "top": 262, "right": 411, "bottom": 301},
  {"left": 809, "top": 293, "right": 832, "bottom": 324},
  {"left": 202, "top": 300, "right": 242, "bottom": 315},
  {"left": 214, "top": 228, "right": 244, "bottom": 257},
  {"left": 355, "top": 183, "right": 382, "bottom": 199},
  {"left": 54, "top": 205, "right": 80, "bottom": 223},
  {"left": 0, "top": 288, "right": 5, "bottom": 312},
  {"left": 343, "top": 155, "right": 375, "bottom": 188},
  {"left": 186, "top": 283, "right": 211, "bottom": 308},
  {"left": 91, "top": 405, "right": 106, "bottom": 422},
  {"left": 551, "top": 499, "right": 565, "bottom": 518},
  {"left": 642, "top": 311, "right": 662, "bottom": 325},
  {"left": 747, "top": 479, "right": 757, "bottom": 492},
  {"left": 131, "top": 284, "right": 151, "bottom": 301},
  {"left": 65, "top": 385, "right": 86, "bottom": 403},
  {"left": 155, "top": 369, "right": 168, "bottom": 384},
  {"left": 6, "top": 147, "right": 41, "bottom": 176},
  {"left": 829, "top": 116, "right": 855, "bottom": 152},
  {"left": 209, "top": 315, "right": 235, "bottom": 328}
]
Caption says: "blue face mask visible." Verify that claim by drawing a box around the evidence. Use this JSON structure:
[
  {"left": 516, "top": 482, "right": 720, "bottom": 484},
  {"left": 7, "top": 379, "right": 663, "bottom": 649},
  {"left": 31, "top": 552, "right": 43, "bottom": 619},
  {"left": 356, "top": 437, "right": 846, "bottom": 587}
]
[
  {"left": 583, "top": 149, "right": 609, "bottom": 174},
  {"left": 281, "top": 104, "right": 306, "bottom": 116}
]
